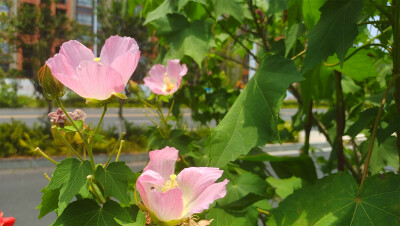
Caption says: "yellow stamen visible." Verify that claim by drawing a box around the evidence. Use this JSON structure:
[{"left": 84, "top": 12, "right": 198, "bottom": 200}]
[
  {"left": 163, "top": 76, "right": 175, "bottom": 92},
  {"left": 170, "top": 174, "right": 177, "bottom": 189},
  {"left": 161, "top": 174, "right": 178, "bottom": 192},
  {"left": 94, "top": 57, "right": 101, "bottom": 62}
]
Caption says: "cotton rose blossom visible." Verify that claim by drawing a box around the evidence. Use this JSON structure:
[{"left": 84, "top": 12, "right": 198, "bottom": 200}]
[
  {"left": 143, "top": 60, "right": 187, "bottom": 95},
  {"left": 136, "top": 147, "right": 228, "bottom": 225},
  {"left": 46, "top": 35, "right": 140, "bottom": 100},
  {"left": 0, "top": 211, "right": 15, "bottom": 226}
]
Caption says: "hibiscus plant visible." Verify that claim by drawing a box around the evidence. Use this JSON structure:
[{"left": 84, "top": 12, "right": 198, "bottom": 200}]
[{"left": 34, "top": 0, "right": 400, "bottom": 225}]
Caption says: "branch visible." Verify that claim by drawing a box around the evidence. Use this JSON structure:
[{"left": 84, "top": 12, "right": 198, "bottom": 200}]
[
  {"left": 217, "top": 53, "right": 257, "bottom": 70},
  {"left": 358, "top": 74, "right": 398, "bottom": 194},
  {"left": 324, "top": 43, "right": 391, "bottom": 67},
  {"left": 247, "top": 0, "right": 269, "bottom": 51},
  {"left": 357, "top": 20, "right": 390, "bottom": 26},
  {"left": 202, "top": 5, "right": 259, "bottom": 62}
]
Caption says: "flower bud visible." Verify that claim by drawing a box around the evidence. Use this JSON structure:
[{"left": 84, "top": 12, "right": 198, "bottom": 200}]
[{"left": 38, "top": 64, "right": 65, "bottom": 100}]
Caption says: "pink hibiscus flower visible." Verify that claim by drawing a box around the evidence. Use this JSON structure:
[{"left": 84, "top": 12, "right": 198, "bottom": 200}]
[
  {"left": 136, "top": 147, "right": 228, "bottom": 224},
  {"left": 144, "top": 60, "right": 187, "bottom": 95},
  {"left": 46, "top": 35, "right": 140, "bottom": 100}
]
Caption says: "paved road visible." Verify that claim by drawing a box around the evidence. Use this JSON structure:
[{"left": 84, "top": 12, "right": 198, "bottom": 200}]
[
  {"left": 0, "top": 160, "right": 147, "bottom": 226},
  {"left": 0, "top": 107, "right": 194, "bottom": 129},
  {"left": 0, "top": 108, "right": 300, "bottom": 130}
]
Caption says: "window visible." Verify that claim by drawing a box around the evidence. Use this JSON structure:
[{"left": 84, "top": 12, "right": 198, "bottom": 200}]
[
  {"left": 56, "top": 8, "right": 66, "bottom": 16},
  {"left": 76, "top": 13, "right": 92, "bottom": 26},
  {"left": 77, "top": 0, "right": 92, "bottom": 7},
  {"left": 0, "top": 1, "right": 8, "bottom": 13},
  {"left": 0, "top": 42, "right": 9, "bottom": 54}
]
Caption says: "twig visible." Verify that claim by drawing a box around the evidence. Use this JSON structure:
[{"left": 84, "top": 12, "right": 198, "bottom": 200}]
[
  {"left": 358, "top": 74, "right": 398, "bottom": 194},
  {"left": 202, "top": 5, "right": 259, "bottom": 62},
  {"left": 247, "top": 0, "right": 269, "bottom": 51}
]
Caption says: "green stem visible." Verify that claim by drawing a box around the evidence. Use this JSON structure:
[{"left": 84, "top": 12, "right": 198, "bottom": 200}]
[
  {"left": 55, "top": 98, "right": 95, "bottom": 170},
  {"left": 359, "top": 75, "right": 398, "bottom": 194},
  {"left": 166, "top": 98, "right": 175, "bottom": 120},
  {"left": 104, "top": 132, "right": 126, "bottom": 169},
  {"left": 52, "top": 126, "right": 84, "bottom": 161},
  {"left": 87, "top": 175, "right": 105, "bottom": 204},
  {"left": 55, "top": 98, "right": 87, "bottom": 145},
  {"left": 93, "top": 104, "right": 107, "bottom": 139},
  {"left": 35, "top": 147, "right": 58, "bottom": 165},
  {"left": 115, "top": 140, "right": 125, "bottom": 162}
]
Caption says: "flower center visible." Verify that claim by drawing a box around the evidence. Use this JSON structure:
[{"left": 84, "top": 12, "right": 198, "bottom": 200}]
[
  {"left": 161, "top": 174, "right": 178, "bottom": 192},
  {"left": 93, "top": 57, "right": 103, "bottom": 65},
  {"left": 163, "top": 73, "right": 175, "bottom": 93}
]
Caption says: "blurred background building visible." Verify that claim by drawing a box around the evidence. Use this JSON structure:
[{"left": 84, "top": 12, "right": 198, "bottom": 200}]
[{"left": 0, "top": 0, "right": 99, "bottom": 72}]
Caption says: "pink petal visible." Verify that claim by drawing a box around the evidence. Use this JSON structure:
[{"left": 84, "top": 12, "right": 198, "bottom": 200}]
[
  {"left": 147, "top": 188, "right": 184, "bottom": 222},
  {"left": 100, "top": 36, "right": 140, "bottom": 84},
  {"left": 143, "top": 77, "right": 165, "bottom": 95},
  {"left": 177, "top": 167, "right": 224, "bottom": 206},
  {"left": 143, "top": 147, "right": 178, "bottom": 180},
  {"left": 149, "top": 64, "right": 167, "bottom": 82},
  {"left": 73, "top": 61, "right": 125, "bottom": 100},
  {"left": 99, "top": 35, "right": 140, "bottom": 65},
  {"left": 46, "top": 53, "right": 76, "bottom": 88},
  {"left": 183, "top": 179, "right": 229, "bottom": 217},
  {"left": 144, "top": 64, "right": 168, "bottom": 94},
  {"left": 59, "top": 40, "right": 95, "bottom": 68},
  {"left": 180, "top": 64, "right": 188, "bottom": 76},
  {"left": 136, "top": 170, "right": 164, "bottom": 210},
  {"left": 166, "top": 60, "right": 186, "bottom": 79},
  {"left": 111, "top": 51, "right": 141, "bottom": 84}
]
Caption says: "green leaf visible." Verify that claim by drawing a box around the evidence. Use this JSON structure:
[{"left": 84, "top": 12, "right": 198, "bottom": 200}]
[
  {"left": 95, "top": 162, "right": 136, "bottom": 206},
  {"left": 222, "top": 193, "right": 267, "bottom": 211},
  {"left": 178, "top": 0, "right": 205, "bottom": 9},
  {"left": 37, "top": 187, "right": 59, "bottom": 219},
  {"left": 285, "top": 23, "right": 305, "bottom": 57},
  {"left": 52, "top": 199, "right": 131, "bottom": 226},
  {"left": 218, "top": 172, "right": 268, "bottom": 206},
  {"left": 147, "top": 128, "right": 192, "bottom": 155},
  {"left": 207, "top": 55, "right": 303, "bottom": 167},
  {"left": 300, "top": 63, "right": 334, "bottom": 110},
  {"left": 266, "top": 176, "right": 303, "bottom": 199},
  {"left": 212, "top": 0, "right": 243, "bottom": 23},
  {"left": 267, "top": 0, "right": 288, "bottom": 15},
  {"left": 303, "top": 0, "right": 363, "bottom": 71},
  {"left": 61, "top": 120, "right": 83, "bottom": 132},
  {"left": 115, "top": 210, "right": 146, "bottom": 226},
  {"left": 327, "top": 48, "right": 378, "bottom": 81},
  {"left": 207, "top": 207, "right": 249, "bottom": 226},
  {"left": 302, "top": 0, "right": 327, "bottom": 29},
  {"left": 360, "top": 137, "right": 400, "bottom": 174},
  {"left": 47, "top": 158, "right": 92, "bottom": 215},
  {"left": 152, "top": 14, "right": 213, "bottom": 65},
  {"left": 144, "top": 0, "right": 174, "bottom": 25},
  {"left": 240, "top": 153, "right": 317, "bottom": 183},
  {"left": 268, "top": 172, "right": 400, "bottom": 225},
  {"left": 345, "top": 107, "right": 378, "bottom": 138}
]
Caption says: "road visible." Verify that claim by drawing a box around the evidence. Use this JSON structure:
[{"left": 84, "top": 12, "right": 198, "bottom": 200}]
[{"left": 0, "top": 107, "right": 299, "bottom": 130}]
